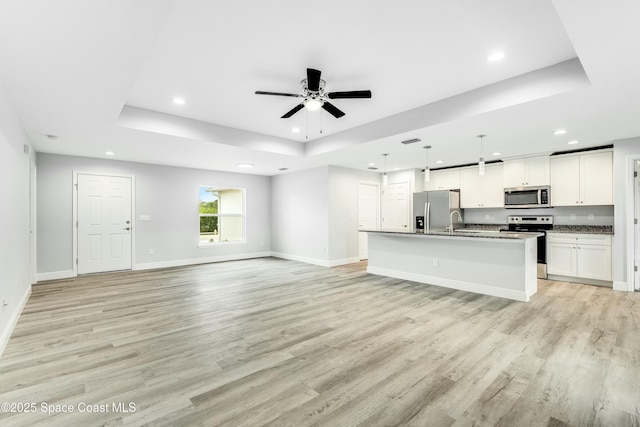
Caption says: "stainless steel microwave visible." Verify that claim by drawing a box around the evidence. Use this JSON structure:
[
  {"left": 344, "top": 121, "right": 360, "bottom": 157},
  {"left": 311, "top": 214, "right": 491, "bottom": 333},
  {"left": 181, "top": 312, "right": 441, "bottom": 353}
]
[{"left": 504, "top": 186, "right": 550, "bottom": 208}]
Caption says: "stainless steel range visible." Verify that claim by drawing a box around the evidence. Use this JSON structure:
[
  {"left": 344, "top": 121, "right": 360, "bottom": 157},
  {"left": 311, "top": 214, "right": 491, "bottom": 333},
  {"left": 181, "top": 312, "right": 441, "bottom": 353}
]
[{"left": 504, "top": 215, "right": 554, "bottom": 279}]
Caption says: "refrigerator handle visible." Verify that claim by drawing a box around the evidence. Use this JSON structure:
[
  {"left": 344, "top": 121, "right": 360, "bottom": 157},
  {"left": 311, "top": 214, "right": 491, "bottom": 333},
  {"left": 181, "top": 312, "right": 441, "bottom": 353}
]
[{"left": 425, "top": 202, "right": 430, "bottom": 234}]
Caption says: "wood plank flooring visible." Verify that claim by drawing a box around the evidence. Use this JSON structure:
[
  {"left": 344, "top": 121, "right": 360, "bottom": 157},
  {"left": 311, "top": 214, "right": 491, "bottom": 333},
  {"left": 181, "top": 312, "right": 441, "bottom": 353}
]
[{"left": 1, "top": 257, "right": 639, "bottom": 426}]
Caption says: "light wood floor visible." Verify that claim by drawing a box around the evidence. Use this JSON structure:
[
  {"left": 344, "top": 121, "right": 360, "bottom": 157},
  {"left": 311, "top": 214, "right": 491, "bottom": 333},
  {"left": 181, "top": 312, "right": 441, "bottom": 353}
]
[{"left": 1, "top": 258, "right": 639, "bottom": 426}]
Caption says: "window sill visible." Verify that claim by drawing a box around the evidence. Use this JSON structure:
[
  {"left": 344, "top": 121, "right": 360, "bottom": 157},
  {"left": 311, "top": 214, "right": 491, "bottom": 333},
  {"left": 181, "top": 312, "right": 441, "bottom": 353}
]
[{"left": 198, "top": 240, "right": 247, "bottom": 248}]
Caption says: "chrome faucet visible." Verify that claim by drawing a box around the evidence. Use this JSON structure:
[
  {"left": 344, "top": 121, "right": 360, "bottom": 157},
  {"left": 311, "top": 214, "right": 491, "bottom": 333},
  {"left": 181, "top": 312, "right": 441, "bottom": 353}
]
[{"left": 449, "top": 210, "right": 463, "bottom": 233}]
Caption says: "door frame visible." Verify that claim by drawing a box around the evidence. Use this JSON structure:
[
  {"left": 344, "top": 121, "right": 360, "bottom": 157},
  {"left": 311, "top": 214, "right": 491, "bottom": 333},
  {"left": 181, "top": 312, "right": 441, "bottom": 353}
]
[
  {"left": 72, "top": 171, "right": 136, "bottom": 277},
  {"left": 622, "top": 155, "right": 640, "bottom": 291}
]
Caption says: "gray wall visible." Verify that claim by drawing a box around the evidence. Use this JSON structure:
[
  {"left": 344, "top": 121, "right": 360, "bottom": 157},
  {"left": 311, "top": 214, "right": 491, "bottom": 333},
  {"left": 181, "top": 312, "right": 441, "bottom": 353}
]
[
  {"left": 36, "top": 153, "right": 272, "bottom": 275},
  {"left": 0, "top": 82, "right": 32, "bottom": 349},
  {"left": 271, "top": 166, "right": 330, "bottom": 263}
]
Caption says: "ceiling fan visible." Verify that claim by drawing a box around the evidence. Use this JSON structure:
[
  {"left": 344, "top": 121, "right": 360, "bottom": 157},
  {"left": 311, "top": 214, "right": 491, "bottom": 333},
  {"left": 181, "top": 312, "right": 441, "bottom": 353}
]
[{"left": 255, "top": 68, "right": 372, "bottom": 119}]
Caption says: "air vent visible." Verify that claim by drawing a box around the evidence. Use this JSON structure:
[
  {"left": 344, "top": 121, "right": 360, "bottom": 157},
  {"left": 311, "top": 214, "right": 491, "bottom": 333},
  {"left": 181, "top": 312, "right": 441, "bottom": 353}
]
[
  {"left": 367, "top": 167, "right": 379, "bottom": 170},
  {"left": 401, "top": 138, "right": 421, "bottom": 145}
]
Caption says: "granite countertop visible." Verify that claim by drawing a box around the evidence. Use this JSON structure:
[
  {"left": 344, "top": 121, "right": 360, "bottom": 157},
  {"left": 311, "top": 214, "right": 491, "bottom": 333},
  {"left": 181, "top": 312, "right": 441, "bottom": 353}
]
[
  {"left": 547, "top": 225, "right": 613, "bottom": 235},
  {"left": 360, "top": 229, "right": 540, "bottom": 240},
  {"left": 463, "top": 223, "right": 614, "bottom": 235}
]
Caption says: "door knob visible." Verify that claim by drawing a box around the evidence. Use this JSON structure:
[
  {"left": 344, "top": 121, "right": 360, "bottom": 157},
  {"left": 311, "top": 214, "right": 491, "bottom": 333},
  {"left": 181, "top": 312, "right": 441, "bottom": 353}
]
[{"left": 123, "top": 227, "right": 131, "bottom": 231}]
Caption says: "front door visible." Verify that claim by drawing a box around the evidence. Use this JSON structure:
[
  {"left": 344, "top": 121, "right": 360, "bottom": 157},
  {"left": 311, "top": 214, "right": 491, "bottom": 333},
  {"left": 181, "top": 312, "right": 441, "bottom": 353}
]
[
  {"left": 382, "top": 181, "right": 410, "bottom": 232},
  {"left": 77, "top": 174, "right": 132, "bottom": 274}
]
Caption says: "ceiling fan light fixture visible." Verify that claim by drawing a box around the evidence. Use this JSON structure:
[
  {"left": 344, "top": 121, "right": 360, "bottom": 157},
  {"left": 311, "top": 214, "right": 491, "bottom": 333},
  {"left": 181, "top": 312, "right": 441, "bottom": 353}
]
[{"left": 304, "top": 98, "right": 323, "bottom": 111}]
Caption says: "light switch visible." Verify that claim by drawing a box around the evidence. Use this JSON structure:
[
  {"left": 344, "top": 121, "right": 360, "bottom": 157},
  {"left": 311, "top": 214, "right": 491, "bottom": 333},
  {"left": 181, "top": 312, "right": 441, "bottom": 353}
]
[{"left": 139, "top": 214, "right": 151, "bottom": 222}]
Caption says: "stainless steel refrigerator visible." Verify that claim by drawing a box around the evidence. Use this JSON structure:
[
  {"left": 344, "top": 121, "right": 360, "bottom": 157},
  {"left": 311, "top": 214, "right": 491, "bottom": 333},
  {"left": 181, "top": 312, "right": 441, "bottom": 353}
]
[{"left": 413, "top": 190, "right": 462, "bottom": 233}]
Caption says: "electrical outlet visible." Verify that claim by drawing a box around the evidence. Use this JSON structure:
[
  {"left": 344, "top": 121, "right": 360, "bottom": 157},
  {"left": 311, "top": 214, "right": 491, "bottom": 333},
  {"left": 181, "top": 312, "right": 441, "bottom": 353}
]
[
  {"left": 570, "top": 214, "right": 577, "bottom": 221},
  {"left": 260, "top": 241, "right": 264, "bottom": 247},
  {"left": 588, "top": 214, "right": 595, "bottom": 221},
  {"left": 484, "top": 214, "right": 490, "bottom": 221},
  {"left": 433, "top": 258, "right": 439, "bottom": 267},
  {"left": 148, "top": 249, "right": 154, "bottom": 255}
]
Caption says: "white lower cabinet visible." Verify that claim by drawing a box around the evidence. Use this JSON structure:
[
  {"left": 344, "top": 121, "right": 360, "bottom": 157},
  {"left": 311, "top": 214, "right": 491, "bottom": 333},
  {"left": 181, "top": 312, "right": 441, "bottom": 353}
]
[{"left": 546, "top": 233, "right": 612, "bottom": 281}]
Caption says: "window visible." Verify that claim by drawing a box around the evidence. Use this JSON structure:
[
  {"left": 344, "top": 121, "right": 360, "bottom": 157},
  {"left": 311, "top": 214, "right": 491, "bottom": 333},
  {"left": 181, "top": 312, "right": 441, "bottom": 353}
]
[{"left": 199, "top": 186, "right": 245, "bottom": 245}]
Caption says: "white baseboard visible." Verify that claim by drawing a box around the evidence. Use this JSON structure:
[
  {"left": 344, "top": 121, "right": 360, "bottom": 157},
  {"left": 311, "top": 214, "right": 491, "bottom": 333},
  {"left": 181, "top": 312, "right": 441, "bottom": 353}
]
[
  {"left": 36, "top": 269, "right": 75, "bottom": 282},
  {"left": 270, "top": 252, "right": 360, "bottom": 268},
  {"left": 547, "top": 274, "right": 613, "bottom": 288},
  {"left": 135, "top": 251, "right": 272, "bottom": 271},
  {"left": 0, "top": 284, "right": 32, "bottom": 357},
  {"left": 613, "top": 280, "right": 633, "bottom": 292},
  {"left": 367, "top": 266, "right": 530, "bottom": 302}
]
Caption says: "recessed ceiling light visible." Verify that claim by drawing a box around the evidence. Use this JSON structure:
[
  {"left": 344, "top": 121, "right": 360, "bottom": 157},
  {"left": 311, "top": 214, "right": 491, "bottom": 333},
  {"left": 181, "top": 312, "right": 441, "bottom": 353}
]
[
  {"left": 394, "top": 167, "right": 399, "bottom": 171},
  {"left": 172, "top": 97, "right": 185, "bottom": 105},
  {"left": 567, "top": 140, "right": 579, "bottom": 145},
  {"left": 237, "top": 163, "right": 254, "bottom": 168},
  {"left": 492, "top": 152, "right": 501, "bottom": 156},
  {"left": 104, "top": 151, "right": 115, "bottom": 156},
  {"left": 278, "top": 167, "right": 289, "bottom": 171},
  {"left": 487, "top": 52, "right": 505, "bottom": 62},
  {"left": 368, "top": 162, "right": 376, "bottom": 166},
  {"left": 436, "top": 160, "right": 443, "bottom": 164},
  {"left": 291, "top": 127, "right": 300, "bottom": 133},
  {"left": 553, "top": 129, "right": 567, "bottom": 135}
]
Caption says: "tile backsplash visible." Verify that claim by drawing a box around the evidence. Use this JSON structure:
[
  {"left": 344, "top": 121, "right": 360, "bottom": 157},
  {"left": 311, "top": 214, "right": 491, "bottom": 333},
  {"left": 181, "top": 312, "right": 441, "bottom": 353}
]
[{"left": 463, "top": 205, "right": 614, "bottom": 226}]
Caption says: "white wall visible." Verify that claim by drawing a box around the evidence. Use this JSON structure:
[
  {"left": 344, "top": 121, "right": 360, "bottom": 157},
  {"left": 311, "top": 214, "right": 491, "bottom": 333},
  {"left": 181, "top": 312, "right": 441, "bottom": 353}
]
[
  {"left": 271, "top": 165, "right": 380, "bottom": 266},
  {"left": 36, "top": 153, "right": 271, "bottom": 277},
  {"left": 613, "top": 137, "right": 640, "bottom": 289},
  {"left": 0, "top": 83, "right": 32, "bottom": 354},
  {"left": 271, "top": 166, "right": 330, "bottom": 264},
  {"left": 328, "top": 166, "right": 380, "bottom": 264}
]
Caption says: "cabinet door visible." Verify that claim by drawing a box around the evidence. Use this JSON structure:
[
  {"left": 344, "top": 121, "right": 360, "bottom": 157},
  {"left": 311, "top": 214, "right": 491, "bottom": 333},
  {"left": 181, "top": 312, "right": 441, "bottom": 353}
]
[
  {"left": 525, "top": 156, "right": 550, "bottom": 186},
  {"left": 550, "top": 156, "right": 580, "bottom": 206},
  {"left": 425, "top": 169, "right": 461, "bottom": 191},
  {"left": 503, "top": 159, "right": 527, "bottom": 187},
  {"left": 577, "top": 244, "right": 612, "bottom": 280},
  {"left": 547, "top": 242, "right": 577, "bottom": 276},
  {"left": 460, "top": 167, "right": 482, "bottom": 208},
  {"left": 439, "top": 169, "right": 461, "bottom": 190},
  {"left": 482, "top": 164, "right": 505, "bottom": 207},
  {"left": 580, "top": 151, "right": 613, "bottom": 205}
]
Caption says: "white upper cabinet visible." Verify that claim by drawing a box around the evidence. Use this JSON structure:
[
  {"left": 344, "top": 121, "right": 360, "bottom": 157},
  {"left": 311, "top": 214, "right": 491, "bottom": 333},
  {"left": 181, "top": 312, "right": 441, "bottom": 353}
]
[
  {"left": 550, "top": 150, "right": 613, "bottom": 206},
  {"left": 460, "top": 163, "right": 504, "bottom": 208},
  {"left": 424, "top": 169, "right": 461, "bottom": 191},
  {"left": 503, "top": 156, "right": 550, "bottom": 187}
]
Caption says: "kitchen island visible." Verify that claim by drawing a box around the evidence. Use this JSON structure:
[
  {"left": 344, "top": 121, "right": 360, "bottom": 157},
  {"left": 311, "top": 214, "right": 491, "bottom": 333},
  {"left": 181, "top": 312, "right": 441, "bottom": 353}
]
[{"left": 364, "top": 230, "right": 540, "bottom": 302}]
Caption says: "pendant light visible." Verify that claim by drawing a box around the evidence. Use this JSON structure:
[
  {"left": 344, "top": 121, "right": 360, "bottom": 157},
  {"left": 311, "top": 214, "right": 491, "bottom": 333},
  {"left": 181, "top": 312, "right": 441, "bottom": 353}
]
[
  {"left": 477, "top": 134, "right": 486, "bottom": 176},
  {"left": 382, "top": 153, "right": 389, "bottom": 185},
  {"left": 423, "top": 145, "right": 432, "bottom": 183}
]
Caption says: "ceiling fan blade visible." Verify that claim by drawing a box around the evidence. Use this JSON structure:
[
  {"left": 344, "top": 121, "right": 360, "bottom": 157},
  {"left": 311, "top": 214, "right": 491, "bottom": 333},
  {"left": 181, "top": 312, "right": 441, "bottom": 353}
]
[
  {"left": 307, "top": 68, "right": 321, "bottom": 92},
  {"left": 327, "top": 90, "right": 372, "bottom": 99},
  {"left": 255, "top": 91, "right": 302, "bottom": 98},
  {"left": 322, "top": 102, "right": 345, "bottom": 118},
  {"left": 281, "top": 103, "right": 304, "bottom": 118}
]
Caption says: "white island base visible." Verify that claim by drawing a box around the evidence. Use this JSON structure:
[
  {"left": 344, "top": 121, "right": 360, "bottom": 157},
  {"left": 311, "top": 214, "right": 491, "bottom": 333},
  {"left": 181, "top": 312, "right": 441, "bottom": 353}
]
[{"left": 366, "top": 232, "right": 538, "bottom": 302}]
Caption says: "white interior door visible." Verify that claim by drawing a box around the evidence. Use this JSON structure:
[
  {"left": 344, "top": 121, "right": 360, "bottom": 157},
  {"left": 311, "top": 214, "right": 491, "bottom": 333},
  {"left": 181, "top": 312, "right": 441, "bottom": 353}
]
[
  {"left": 358, "top": 182, "right": 380, "bottom": 260},
  {"left": 77, "top": 174, "right": 132, "bottom": 274},
  {"left": 382, "top": 182, "right": 410, "bottom": 232}
]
